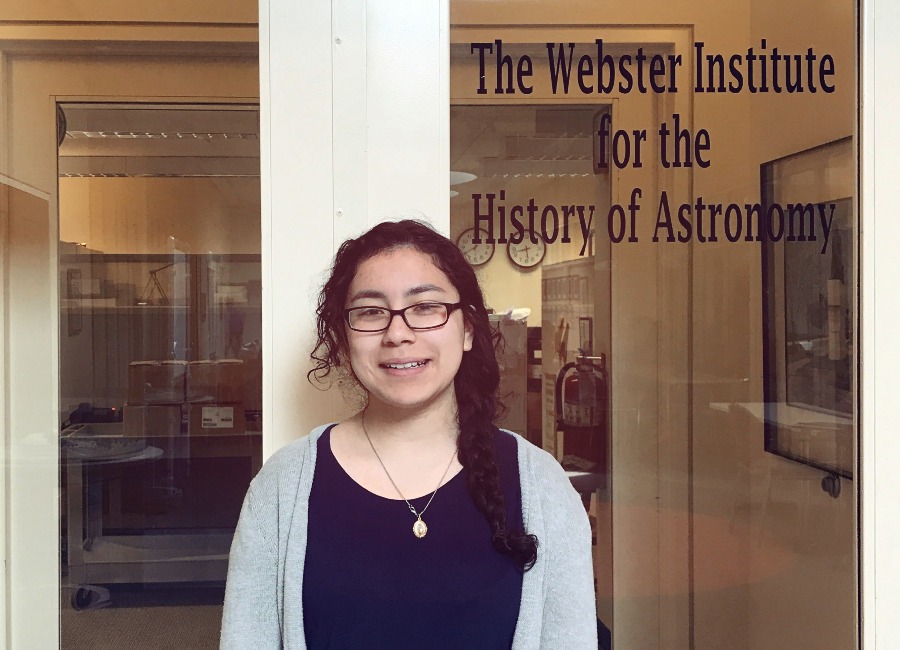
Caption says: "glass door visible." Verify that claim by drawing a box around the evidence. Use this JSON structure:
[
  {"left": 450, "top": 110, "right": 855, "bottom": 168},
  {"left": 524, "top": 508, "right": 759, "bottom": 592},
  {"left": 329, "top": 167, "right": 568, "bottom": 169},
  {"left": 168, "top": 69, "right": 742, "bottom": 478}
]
[
  {"left": 450, "top": 9, "right": 858, "bottom": 648},
  {"left": 57, "top": 103, "right": 261, "bottom": 648}
]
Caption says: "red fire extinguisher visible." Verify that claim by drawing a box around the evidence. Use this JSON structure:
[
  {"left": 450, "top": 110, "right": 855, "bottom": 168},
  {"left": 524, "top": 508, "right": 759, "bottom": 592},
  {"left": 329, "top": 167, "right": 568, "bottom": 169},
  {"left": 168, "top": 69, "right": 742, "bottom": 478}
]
[{"left": 555, "top": 351, "right": 609, "bottom": 468}]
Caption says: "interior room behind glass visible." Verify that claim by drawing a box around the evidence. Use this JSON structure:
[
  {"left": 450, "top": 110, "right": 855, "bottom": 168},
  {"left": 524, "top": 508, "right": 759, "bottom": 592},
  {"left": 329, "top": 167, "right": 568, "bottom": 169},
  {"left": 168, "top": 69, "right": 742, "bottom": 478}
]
[{"left": 57, "top": 104, "right": 262, "bottom": 613}]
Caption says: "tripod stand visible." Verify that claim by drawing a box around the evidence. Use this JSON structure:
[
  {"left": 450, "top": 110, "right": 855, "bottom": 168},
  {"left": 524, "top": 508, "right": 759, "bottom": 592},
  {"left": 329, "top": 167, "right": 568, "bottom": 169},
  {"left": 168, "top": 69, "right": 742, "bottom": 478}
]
[{"left": 137, "top": 263, "right": 174, "bottom": 306}]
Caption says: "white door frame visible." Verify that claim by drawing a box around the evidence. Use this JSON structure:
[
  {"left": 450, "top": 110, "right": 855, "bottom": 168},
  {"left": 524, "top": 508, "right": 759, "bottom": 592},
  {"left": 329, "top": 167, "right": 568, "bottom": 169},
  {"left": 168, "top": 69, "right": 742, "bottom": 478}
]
[{"left": 860, "top": 0, "right": 900, "bottom": 646}]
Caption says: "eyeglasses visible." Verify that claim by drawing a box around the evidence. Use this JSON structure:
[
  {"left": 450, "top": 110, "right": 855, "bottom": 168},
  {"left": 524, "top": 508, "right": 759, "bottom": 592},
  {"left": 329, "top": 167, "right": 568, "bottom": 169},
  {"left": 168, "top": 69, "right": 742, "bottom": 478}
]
[{"left": 345, "top": 302, "right": 463, "bottom": 332}]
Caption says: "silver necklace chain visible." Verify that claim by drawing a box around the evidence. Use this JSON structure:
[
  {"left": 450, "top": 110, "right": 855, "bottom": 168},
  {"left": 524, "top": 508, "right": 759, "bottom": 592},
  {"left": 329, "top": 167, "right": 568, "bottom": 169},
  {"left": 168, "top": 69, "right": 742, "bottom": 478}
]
[{"left": 360, "top": 412, "right": 457, "bottom": 521}]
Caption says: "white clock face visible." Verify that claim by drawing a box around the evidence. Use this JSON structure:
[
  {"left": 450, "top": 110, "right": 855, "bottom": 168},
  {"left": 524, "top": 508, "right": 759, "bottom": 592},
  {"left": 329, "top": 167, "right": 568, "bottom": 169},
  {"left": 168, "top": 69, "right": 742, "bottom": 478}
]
[
  {"left": 456, "top": 227, "right": 495, "bottom": 266},
  {"left": 507, "top": 233, "right": 546, "bottom": 269}
]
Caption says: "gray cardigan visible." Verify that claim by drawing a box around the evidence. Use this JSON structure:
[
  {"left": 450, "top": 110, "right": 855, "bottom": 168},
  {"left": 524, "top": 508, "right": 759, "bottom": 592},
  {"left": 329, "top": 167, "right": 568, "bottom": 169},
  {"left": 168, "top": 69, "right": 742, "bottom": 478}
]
[{"left": 221, "top": 424, "right": 598, "bottom": 649}]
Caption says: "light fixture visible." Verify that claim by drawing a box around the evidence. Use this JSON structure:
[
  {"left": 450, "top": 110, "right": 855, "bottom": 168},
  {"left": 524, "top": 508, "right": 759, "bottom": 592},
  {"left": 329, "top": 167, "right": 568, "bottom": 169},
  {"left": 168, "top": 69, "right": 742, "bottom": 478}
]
[
  {"left": 450, "top": 170, "right": 475, "bottom": 201},
  {"left": 450, "top": 170, "right": 476, "bottom": 186}
]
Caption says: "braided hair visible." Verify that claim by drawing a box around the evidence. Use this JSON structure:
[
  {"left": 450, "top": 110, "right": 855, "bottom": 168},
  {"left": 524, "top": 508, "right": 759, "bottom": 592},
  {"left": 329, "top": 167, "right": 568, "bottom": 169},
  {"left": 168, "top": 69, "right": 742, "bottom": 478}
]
[{"left": 309, "top": 219, "right": 538, "bottom": 571}]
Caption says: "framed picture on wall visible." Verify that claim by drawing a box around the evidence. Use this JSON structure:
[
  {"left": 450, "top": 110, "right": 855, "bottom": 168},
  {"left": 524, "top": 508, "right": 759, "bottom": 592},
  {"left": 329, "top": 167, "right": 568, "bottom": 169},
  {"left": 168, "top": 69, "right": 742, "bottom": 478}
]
[{"left": 761, "top": 136, "right": 855, "bottom": 479}]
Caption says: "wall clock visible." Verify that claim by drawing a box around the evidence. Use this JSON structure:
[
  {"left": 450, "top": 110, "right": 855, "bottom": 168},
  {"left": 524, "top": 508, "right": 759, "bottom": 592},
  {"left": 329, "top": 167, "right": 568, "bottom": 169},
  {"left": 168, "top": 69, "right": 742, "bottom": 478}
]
[
  {"left": 456, "top": 227, "right": 495, "bottom": 266},
  {"left": 507, "top": 232, "right": 546, "bottom": 269}
]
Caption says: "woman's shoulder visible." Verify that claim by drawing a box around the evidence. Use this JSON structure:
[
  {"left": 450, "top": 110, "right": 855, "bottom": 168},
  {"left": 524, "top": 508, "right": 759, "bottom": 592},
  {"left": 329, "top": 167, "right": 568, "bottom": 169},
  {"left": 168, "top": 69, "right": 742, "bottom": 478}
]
[
  {"left": 497, "top": 428, "right": 570, "bottom": 485},
  {"left": 245, "top": 423, "right": 335, "bottom": 499},
  {"left": 497, "top": 428, "right": 586, "bottom": 525}
]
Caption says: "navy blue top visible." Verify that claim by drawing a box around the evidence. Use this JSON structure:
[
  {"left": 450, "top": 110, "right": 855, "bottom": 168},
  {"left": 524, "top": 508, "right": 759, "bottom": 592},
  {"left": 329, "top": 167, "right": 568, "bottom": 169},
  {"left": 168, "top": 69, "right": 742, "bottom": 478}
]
[{"left": 303, "top": 425, "right": 524, "bottom": 649}]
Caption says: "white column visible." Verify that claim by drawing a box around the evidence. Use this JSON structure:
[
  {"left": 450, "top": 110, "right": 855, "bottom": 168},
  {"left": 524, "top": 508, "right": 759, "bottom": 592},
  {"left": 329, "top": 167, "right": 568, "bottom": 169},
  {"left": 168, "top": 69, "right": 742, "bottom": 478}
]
[
  {"left": 261, "top": 0, "right": 450, "bottom": 455},
  {"left": 1, "top": 174, "right": 57, "bottom": 650},
  {"left": 863, "top": 0, "right": 900, "bottom": 647}
]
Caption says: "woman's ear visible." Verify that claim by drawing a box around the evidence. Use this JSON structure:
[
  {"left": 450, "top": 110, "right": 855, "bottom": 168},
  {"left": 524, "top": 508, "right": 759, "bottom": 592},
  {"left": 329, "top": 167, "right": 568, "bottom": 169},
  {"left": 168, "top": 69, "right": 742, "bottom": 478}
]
[{"left": 463, "top": 319, "right": 474, "bottom": 352}]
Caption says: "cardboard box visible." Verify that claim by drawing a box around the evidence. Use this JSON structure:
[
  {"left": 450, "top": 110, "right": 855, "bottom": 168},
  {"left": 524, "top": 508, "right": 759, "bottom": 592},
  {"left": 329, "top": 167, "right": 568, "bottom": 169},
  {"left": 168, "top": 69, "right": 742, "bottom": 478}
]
[
  {"left": 127, "top": 361, "right": 187, "bottom": 405},
  {"left": 186, "top": 360, "right": 244, "bottom": 404},
  {"left": 123, "top": 404, "right": 183, "bottom": 437},
  {"left": 187, "top": 403, "right": 245, "bottom": 436}
]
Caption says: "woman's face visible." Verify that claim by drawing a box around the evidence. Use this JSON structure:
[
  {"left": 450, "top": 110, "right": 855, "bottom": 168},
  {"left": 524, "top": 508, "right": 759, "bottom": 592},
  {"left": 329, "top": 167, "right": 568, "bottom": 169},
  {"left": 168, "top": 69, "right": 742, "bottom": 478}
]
[{"left": 344, "top": 247, "right": 473, "bottom": 414}]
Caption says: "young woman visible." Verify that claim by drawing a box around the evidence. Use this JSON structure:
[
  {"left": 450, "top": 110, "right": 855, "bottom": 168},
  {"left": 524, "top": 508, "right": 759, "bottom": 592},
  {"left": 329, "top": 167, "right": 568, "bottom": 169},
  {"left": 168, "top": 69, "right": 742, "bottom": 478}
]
[{"left": 221, "top": 220, "right": 597, "bottom": 649}]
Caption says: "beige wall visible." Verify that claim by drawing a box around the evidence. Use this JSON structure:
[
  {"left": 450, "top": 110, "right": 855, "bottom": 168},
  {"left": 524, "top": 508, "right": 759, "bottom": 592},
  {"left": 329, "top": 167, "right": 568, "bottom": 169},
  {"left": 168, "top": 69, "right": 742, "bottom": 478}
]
[
  {"left": 0, "top": 0, "right": 256, "bottom": 24},
  {"left": 60, "top": 177, "right": 261, "bottom": 254}
]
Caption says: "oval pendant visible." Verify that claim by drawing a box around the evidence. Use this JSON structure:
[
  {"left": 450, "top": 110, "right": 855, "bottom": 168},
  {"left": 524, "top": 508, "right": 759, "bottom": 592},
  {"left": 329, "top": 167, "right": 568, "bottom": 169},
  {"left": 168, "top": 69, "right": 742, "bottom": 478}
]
[{"left": 412, "top": 518, "right": 428, "bottom": 539}]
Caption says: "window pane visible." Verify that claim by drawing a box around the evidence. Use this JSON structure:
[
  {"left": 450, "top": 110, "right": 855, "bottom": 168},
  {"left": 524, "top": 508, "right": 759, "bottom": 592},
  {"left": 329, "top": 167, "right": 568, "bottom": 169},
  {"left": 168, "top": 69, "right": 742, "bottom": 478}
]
[
  {"left": 451, "top": 6, "right": 858, "bottom": 647},
  {"left": 58, "top": 104, "right": 260, "bottom": 646}
]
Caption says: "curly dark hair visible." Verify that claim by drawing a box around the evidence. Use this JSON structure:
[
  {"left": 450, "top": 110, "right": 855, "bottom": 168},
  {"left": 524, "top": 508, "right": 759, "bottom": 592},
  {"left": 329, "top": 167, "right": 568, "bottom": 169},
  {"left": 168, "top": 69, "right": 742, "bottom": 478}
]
[{"left": 309, "top": 219, "right": 538, "bottom": 571}]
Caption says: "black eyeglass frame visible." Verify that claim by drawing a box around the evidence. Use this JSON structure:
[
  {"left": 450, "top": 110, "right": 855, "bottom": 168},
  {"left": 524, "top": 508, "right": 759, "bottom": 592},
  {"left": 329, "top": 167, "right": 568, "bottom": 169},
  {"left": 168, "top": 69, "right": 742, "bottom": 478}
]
[{"left": 344, "top": 302, "right": 464, "bottom": 332}]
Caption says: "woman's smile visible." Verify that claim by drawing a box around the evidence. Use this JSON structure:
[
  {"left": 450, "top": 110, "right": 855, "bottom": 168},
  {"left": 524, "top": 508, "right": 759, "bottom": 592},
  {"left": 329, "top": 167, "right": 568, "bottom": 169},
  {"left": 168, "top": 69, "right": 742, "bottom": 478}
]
[{"left": 380, "top": 358, "right": 430, "bottom": 373}]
